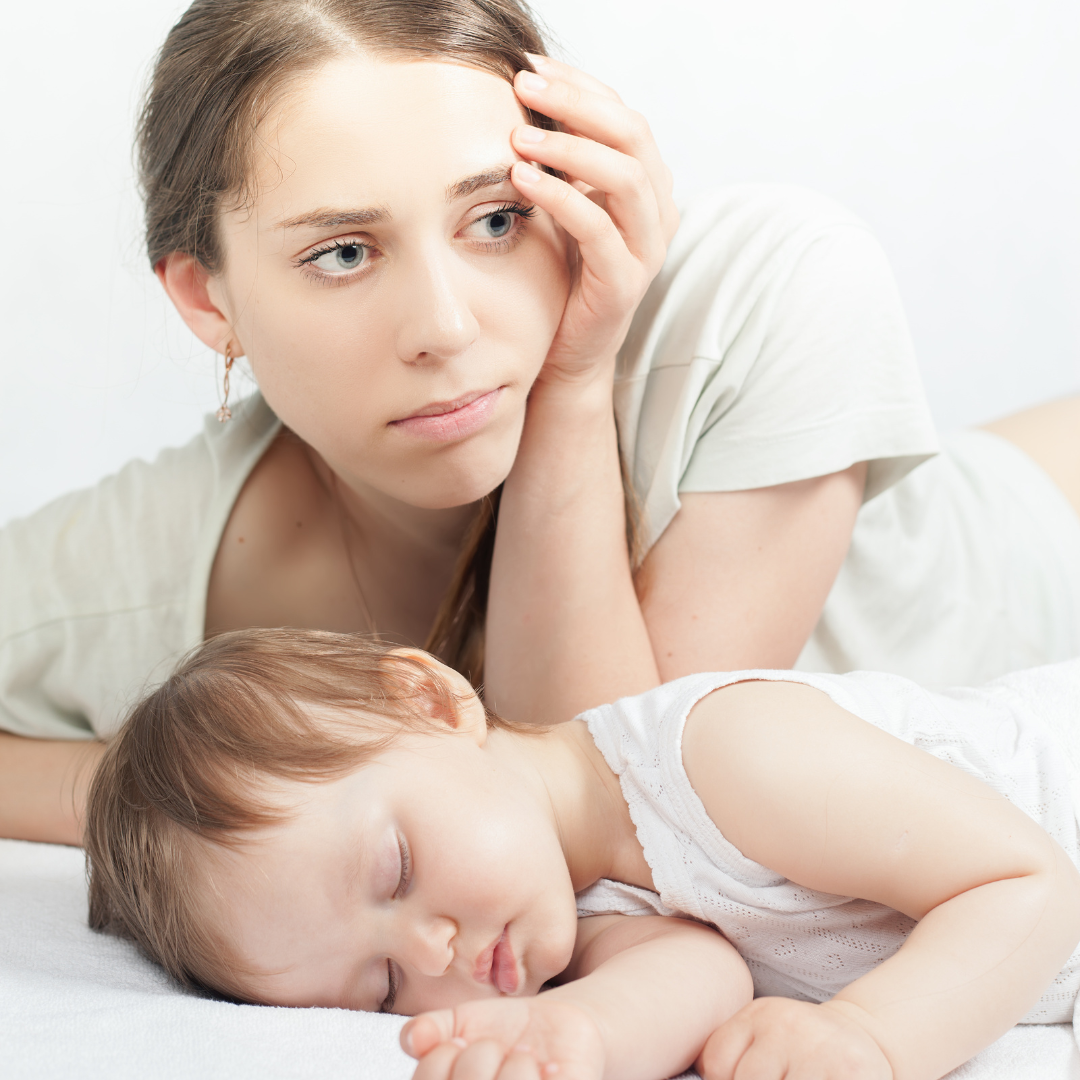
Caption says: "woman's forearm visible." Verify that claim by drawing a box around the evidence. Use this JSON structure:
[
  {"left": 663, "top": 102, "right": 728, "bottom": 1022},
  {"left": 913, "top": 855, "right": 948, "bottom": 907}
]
[
  {"left": 0, "top": 731, "right": 103, "bottom": 845},
  {"left": 484, "top": 368, "right": 660, "bottom": 724},
  {"left": 833, "top": 851, "right": 1080, "bottom": 1080},
  {"left": 544, "top": 919, "right": 753, "bottom": 1080}
]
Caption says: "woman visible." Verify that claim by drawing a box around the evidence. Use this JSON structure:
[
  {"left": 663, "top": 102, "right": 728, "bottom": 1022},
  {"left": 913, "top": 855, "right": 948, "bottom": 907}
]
[{"left": 1, "top": 0, "right": 1078, "bottom": 846}]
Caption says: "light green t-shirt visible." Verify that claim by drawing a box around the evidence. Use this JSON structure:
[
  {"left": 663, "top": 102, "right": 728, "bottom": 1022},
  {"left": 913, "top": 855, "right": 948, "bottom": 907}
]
[{"left": 3, "top": 185, "right": 1077, "bottom": 739}]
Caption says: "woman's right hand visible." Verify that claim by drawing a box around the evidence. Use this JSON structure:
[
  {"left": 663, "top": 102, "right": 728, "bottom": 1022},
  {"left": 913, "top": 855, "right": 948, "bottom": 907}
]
[{"left": 508, "top": 55, "right": 678, "bottom": 386}]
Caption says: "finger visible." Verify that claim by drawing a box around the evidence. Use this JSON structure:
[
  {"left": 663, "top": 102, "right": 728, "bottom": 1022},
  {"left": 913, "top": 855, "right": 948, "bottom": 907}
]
[
  {"left": 731, "top": 1039, "right": 788, "bottom": 1080},
  {"left": 450, "top": 1039, "right": 506, "bottom": 1080},
  {"left": 510, "top": 163, "right": 649, "bottom": 307},
  {"left": 413, "top": 1039, "right": 467, "bottom": 1080},
  {"left": 497, "top": 1050, "right": 544, "bottom": 1080},
  {"left": 511, "top": 126, "right": 663, "bottom": 266},
  {"left": 526, "top": 54, "right": 622, "bottom": 104},
  {"left": 403, "top": 1010, "right": 457, "bottom": 1058},
  {"left": 513, "top": 71, "right": 676, "bottom": 241},
  {"left": 697, "top": 1017, "right": 756, "bottom": 1080}
]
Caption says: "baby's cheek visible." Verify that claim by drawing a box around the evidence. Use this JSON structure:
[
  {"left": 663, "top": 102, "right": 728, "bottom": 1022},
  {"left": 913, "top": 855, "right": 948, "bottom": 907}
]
[{"left": 397, "top": 973, "right": 500, "bottom": 1017}]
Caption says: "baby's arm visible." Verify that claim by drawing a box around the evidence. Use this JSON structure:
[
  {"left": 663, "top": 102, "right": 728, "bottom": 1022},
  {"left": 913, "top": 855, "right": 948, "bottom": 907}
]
[
  {"left": 685, "top": 681, "right": 1080, "bottom": 1080},
  {"left": 403, "top": 913, "right": 752, "bottom": 1080}
]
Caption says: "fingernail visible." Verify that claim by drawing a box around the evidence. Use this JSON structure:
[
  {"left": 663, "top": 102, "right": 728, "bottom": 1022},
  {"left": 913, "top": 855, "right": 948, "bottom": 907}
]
[
  {"left": 518, "top": 70, "right": 548, "bottom": 92},
  {"left": 513, "top": 162, "right": 542, "bottom": 184},
  {"left": 451, "top": 1037, "right": 468, "bottom": 1049},
  {"left": 516, "top": 126, "right": 546, "bottom": 144},
  {"left": 527, "top": 53, "right": 551, "bottom": 70},
  {"left": 401, "top": 1029, "right": 414, "bottom": 1056}
]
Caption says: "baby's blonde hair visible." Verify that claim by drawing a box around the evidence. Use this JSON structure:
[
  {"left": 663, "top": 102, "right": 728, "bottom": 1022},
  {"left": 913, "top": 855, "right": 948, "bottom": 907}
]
[{"left": 84, "top": 628, "right": 501, "bottom": 999}]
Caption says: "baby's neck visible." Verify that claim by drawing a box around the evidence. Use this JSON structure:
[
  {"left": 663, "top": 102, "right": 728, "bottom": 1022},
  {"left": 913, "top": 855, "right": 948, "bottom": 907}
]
[{"left": 490, "top": 720, "right": 655, "bottom": 894}]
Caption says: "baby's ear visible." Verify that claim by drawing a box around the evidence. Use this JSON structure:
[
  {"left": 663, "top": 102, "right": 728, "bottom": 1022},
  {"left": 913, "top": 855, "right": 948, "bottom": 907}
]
[{"left": 390, "top": 648, "right": 488, "bottom": 745}]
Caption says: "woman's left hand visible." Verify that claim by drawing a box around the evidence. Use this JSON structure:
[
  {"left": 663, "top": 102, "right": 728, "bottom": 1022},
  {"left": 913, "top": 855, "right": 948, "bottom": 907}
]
[{"left": 510, "top": 55, "right": 678, "bottom": 384}]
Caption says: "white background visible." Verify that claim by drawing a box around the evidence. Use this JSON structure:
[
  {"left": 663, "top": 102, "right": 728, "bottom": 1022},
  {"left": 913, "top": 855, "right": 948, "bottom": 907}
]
[{"left": 2, "top": 0, "right": 1078, "bottom": 527}]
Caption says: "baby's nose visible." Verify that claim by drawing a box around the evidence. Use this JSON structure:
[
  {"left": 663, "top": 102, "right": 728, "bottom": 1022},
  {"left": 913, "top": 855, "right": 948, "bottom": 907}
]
[{"left": 407, "top": 915, "right": 457, "bottom": 978}]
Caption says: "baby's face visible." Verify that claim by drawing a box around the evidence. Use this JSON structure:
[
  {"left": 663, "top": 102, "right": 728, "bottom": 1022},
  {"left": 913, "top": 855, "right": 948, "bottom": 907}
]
[{"left": 204, "top": 713, "right": 579, "bottom": 1014}]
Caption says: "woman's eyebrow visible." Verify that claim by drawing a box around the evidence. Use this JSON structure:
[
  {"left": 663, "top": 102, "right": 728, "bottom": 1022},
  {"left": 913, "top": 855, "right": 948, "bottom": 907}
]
[
  {"left": 277, "top": 207, "right": 388, "bottom": 231},
  {"left": 275, "top": 166, "right": 515, "bottom": 232},
  {"left": 445, "top": 165, "right": 514, "bottom": 202}
]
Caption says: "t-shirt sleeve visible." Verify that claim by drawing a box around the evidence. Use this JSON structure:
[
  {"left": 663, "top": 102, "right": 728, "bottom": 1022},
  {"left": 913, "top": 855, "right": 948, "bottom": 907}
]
[
  {"left": 614, "top": 186, "right": 939, "bottom": 549},
  {"left": 0, "top": 395, "right": 279, "bottom": 740},
  {"left": 680, "top": 225, "right": 935, "bottom": 499}
]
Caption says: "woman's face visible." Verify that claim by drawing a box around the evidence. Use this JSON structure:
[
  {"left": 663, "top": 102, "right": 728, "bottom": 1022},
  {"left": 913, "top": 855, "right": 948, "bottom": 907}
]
[
  {"left": 205, "top": 696, "right": 579, "bottom": 1015},
  {"left": 207, "top": 56, "right": 571, "bottom": 510}
]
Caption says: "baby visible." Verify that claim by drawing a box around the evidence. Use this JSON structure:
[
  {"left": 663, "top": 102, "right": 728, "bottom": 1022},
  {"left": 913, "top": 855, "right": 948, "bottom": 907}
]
[{"left": 85, "top": 628, "right": 1080, "bottom": 1080}]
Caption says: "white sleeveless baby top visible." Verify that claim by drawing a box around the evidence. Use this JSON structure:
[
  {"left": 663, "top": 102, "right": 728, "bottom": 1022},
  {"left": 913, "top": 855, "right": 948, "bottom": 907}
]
[{"left": 575, "top": 661, "right": 1080, "bottom": 1023}]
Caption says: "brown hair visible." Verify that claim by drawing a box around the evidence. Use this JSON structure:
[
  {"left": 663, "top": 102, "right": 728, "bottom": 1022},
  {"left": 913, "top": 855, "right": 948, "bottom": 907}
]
[
  {"left": 139, "top": 0, "right": 638, "bottom": 690},
  {"left": 139, "top": 0, "right": 558, "bottom": 272},
  {"left": 84, "top": 627, "right": 519, "bottom": 999}
]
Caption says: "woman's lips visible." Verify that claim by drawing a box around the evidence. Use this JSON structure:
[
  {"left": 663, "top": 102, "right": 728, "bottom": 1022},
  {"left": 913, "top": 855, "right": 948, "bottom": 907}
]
[
  {"left": 389, "top": 388, "right": 503, "bottom": 442},
  {"left": 474, "top": 927, "right": 519, "bottom": 995}
]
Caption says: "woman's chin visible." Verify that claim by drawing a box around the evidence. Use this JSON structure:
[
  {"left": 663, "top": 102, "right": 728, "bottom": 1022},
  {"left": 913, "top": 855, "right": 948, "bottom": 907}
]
[
  {"left": 391, "top": 443, "right": 519, "bottom": 511},
  {"left": 401, "top": 468, "right": 511, "bottom": 511}
]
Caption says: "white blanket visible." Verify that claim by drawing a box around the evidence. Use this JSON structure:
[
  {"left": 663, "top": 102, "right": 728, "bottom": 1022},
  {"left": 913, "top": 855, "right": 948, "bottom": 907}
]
[{"left": 2, "top": 839, "right": 1077, "bottom": 1079}]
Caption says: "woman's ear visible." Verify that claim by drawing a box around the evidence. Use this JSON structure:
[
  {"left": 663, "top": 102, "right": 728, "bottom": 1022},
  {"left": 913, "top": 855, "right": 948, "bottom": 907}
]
[
  {"left": 156, "top": 252, "right": 245, "bottom": 356},
  {"left": 391, "top": 648, "right": 488, "bottom": 745}
]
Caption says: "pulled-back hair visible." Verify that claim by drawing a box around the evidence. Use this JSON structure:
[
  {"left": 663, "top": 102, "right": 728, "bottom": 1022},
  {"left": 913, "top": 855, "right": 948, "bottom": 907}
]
[
  {"left": 139, "top": 0, "right": 556, "bottom": 272},
  {"left": 84, "top": 627, "right": 512, "bottom": 999}
]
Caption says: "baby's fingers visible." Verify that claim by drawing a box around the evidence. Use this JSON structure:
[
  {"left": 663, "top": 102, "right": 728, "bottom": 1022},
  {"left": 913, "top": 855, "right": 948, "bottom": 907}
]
[
  {"left": 403, "top": 1010, "right": 457, "bottom": 1058},
  {"left": 696, "top": 1015, "right": 756, "bottom": 1080},
  {"left": 411, "top": 1038, "right": 466, "bottom": 1080}
]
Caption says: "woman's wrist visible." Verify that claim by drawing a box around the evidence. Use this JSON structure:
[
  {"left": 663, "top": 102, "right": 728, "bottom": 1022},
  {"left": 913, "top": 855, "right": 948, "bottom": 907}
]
[{"left": 529, "top": 353, "right": 618, "bottom": 409}]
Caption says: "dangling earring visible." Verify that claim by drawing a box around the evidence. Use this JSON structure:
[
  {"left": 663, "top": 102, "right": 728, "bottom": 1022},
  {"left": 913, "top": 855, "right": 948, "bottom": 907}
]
[{"left": 216, "top": 342, "right": 236, "bottom": 423}]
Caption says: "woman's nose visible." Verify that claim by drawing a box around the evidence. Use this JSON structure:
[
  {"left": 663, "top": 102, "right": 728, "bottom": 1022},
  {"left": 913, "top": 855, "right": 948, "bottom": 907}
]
[
  {"left": 393, "top": 249, "right": 480, "bottom": 363},
  {"left": 403, "top": 914, "right": 458, "bottom": 978}
]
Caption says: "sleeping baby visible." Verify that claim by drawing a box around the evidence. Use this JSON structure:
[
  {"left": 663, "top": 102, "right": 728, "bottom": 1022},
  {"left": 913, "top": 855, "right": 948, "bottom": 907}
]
[{"left": 84, "top": 628, "right": 1080, "bottom": 1080}]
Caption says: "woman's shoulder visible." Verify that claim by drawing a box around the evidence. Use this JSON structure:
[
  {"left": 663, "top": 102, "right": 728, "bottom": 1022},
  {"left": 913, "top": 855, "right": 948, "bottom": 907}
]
[
  {"left": 0, "top": 393, "right": 281, "bottom": 737},
  {"left": 668, "top": 183, "right": 873, "bottom": 264},
  {"left": 1, "top": 392, "right": 280, "bottom": 622},
  {"left": 616, "top": 184, "right": 936, "bottom": 543}
]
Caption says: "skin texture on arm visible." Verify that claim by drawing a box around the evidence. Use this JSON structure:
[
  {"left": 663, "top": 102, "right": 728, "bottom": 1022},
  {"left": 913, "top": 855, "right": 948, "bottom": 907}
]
[
  {"left": 403, "top": 914, "right": 753, "bottom": 1080},
  {"left": 486, "top": 371, "right": 660, "bottom": 723},
  {"left": 0, "top": 732, "right": 103, "bottom": 845},
  {"left": 638, "top": 464, "right": 867, "bottom": 678},
  {"left": 683, "top": 681, "right": 1080, "bottom": 1080}
]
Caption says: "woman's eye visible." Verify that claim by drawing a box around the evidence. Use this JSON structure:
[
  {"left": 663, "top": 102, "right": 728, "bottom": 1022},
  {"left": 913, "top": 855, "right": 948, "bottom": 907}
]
[
  {"left": 462, "top": 207, "right": 532, "bottom": 243},
  {"left": 480, "top": 211, "right": 515, "bottom": 238},
  {"left": 306, "top": 242, "right": 370, "bottom": 274}
]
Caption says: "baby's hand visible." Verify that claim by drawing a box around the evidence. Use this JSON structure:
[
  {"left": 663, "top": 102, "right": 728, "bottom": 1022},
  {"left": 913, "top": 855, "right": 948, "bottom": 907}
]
[
  {"left": 698, "top": 998, "right": 893, "bottom": 1080},
  {"left": 401, "top": 997, "right": 605, "bottom": 1080}
]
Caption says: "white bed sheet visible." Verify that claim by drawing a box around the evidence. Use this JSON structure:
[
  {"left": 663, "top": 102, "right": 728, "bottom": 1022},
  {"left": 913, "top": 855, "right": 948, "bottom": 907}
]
[{"left": 2, "top": 838, "right": 1077, "bottom": 1080}]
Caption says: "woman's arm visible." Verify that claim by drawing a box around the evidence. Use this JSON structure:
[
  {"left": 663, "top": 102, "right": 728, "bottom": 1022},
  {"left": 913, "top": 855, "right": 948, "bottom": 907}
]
[
  {"left": 685, "top": 681, "right": 1080, "bottom": 1080},
  {"left": 483, "top": 59, "right": 874, "bottom": 722},
  {"left": 484, "top": 57, "right": 674, "bottom": 723},
  {"left": 0, "top": 732, "right": 103, "bottom": 845},
  {"left": 403, "top": 914, "right": 753, "bottom": 1080},
  {"left": 638, "top": 468, "right": 866, "bottom": 677}
]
